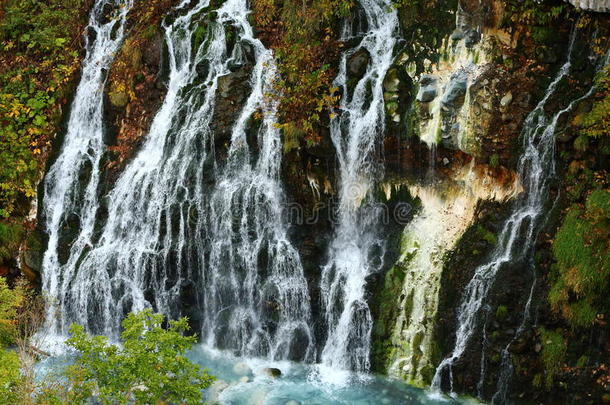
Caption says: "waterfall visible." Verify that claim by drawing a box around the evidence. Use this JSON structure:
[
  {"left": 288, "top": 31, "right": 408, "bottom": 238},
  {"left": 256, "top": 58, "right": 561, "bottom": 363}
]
[
  {"left": 431, "top": 29, "right": 603, "bottom": 395},
  {"left": 41, "top": 0, "right": 313, "bottom": 361},
  {"left": 319, "top": 0, "right": 398, "bottom": 372},
  {"left": 42, "top": 0, "right": 133, "bottom": 339},
  {"left": 490, "top": 48, "right": 610, "bottom": 405},
  {"left": 202, "top": 3, "right": 315, "bottom": 362}
]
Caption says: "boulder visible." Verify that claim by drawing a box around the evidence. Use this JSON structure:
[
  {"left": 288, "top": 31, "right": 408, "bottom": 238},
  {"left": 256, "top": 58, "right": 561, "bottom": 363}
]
[
  {"left": 207, "top": 380, "right": 230, "bottom": 403},
  {"left": 259, "top": 367, "right": 282, "bottom": 378},
  {"left": 442, "top": 72, "right": 468, "bottom": 108},
  {"left": 347, "top": 48, "right": 370, "bottom": 79},
  {"left": 416, "top": 74, "right": 438, "bottom": 103}
]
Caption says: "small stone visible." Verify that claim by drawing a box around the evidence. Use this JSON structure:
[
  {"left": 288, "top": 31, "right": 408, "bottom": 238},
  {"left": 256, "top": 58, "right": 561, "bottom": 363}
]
[
  {"left": 535, "top": 343, "right": 542, "bottom": 353},
  {"left": 442, "top": 157, "right": 450, "bottom": 166},
  {"left": 207, "top": 380, "right": 230, "bottom": 403},
  {"left": 500, "top": 92, "right": 513, "bottom": 107},
  {"left": 259, "top": 367, "right": 282, "bottom": 378},
  {"left": 239, "top": 376, "right": 249, "bottom": 383}
]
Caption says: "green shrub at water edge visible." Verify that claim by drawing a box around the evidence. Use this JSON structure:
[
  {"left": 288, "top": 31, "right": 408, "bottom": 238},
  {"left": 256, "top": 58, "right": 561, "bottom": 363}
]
[{"left": 61, "top": 309, "right": 215, "bottom": 405}]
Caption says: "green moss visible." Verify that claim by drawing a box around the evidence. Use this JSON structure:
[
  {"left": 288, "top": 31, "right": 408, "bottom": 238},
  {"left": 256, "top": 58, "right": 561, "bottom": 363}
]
[
  {"left": 532, "top": 373, "right": 543, "bottom": 388},
  {"left": 573, "top": 134, "right": 589, "bottom": 152},
  {"left": 192, "top": 24, "right": 207, "bottom": 53},
  {"left": 495, "top": 305, "right": 509, "bottom": 320},
  {"left": 476, "top": 224, "right": 497, "bottom": 246},
  {"left": 549, "top": 189, "right": 610, "bottom": 328},
  {"left": 539, "top": 328, "right": 567, "bottom": 389},
  {"left": 0, "top": 222, "right": 23, "bottom": 261},
  {"left": 574, "top": 66, "right": 610, "bottom": 139},
  {"left": 489, "top": 153, "right": 500, "bottom": 168},
  {"left": 576, "top": 355, "right": 589, "bottom": 368}
]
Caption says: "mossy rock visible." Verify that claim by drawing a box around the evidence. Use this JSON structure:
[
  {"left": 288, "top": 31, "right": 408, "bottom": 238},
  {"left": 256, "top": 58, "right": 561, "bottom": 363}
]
[{"left": 109, "top": 91, "right": 129, "bottom": 108}]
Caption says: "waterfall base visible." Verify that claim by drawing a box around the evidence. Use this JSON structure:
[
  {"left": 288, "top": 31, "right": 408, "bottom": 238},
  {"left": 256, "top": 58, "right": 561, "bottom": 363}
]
[{"left": 36, "top": 345, "right": 482, "bottom": 405}]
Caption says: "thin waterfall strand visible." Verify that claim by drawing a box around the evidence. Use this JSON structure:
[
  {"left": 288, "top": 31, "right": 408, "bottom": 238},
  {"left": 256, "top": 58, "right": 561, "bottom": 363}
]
[{"left": 431, "top": 29, "right": 582, "bottom": 392}]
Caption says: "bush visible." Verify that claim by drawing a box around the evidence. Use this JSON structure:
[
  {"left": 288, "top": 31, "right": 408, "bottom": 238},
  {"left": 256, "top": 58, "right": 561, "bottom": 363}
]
[
  {"left": 0, "top": 0, "right": 90, "bottom": 219},
  {"left": 0, "top": 348, "right": 22, "bottom": 404},
  {"left": 62, "top": 309, "right": 215, "bottom": 405},
  {"left": 0, "top": 276, "right": 24, "bottom": 346},
  {"left": 251, "top": 0, "right": 350, "bottom": 145}
]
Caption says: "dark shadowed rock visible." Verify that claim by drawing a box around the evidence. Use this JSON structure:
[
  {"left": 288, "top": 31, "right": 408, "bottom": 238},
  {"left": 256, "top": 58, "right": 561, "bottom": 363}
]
[{"left": 348, "top": 48, "right": 370, "bottom": 79}]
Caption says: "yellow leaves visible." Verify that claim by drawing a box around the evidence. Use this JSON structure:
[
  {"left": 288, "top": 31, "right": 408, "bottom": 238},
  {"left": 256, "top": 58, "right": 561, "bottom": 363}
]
[{"left": 24, "top": 188, "right": 36, "bottom": 198}]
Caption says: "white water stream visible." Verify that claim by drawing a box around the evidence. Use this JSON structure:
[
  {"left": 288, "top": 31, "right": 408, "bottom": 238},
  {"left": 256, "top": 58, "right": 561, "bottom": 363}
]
[
  {"left": 319, "top": 0, "right": 399, "bottom": 373},
  {"left": 41, "top": 0, "right": 313, "bottom": 361},
  {"left": 432, "top": 29, "right": 606, "bottom": 398}
]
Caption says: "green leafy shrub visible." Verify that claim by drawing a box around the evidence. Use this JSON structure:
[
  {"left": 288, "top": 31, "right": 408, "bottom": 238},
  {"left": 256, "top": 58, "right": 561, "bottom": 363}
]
[
  {"left": 0, "top": 222, "right": 23, "bottom": 261},
  {"left": 0, "top": 0, "right": 90, "bottom": 220},
  {"left": 62, "top": 309, "right": 215, "bottom": 405},
  {"left": 0, "top": 348, "right": 22, "bottom": 404},
  {"left": 503, "top": 0, "right": 566, "bottom": 28},
  {"left": 0, "top": 276, "right": 24, "bottom": 346}
]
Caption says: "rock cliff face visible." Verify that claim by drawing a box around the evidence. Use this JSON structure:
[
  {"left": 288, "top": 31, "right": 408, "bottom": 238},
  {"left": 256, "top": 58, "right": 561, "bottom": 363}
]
[
  {"left": 370, "top": 0, "right": 610, "bottom": 403},
  {"left": 12, "top": 0, "right": 609, "bottom": 403}
]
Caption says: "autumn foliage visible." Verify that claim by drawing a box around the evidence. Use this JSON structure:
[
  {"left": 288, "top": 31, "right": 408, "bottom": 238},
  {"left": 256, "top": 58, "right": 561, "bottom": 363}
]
[{"left": 252, "top": 0, "right": 351, "bottom": 145}]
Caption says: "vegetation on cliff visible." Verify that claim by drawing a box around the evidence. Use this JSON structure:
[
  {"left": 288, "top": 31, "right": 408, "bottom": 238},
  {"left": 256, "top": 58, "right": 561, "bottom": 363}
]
[
  {"left": 251, "top": 0, "right": 351, "bottom": 145},
  {"left": 0, "top": 0, "right": 91, "bottom": 271}
]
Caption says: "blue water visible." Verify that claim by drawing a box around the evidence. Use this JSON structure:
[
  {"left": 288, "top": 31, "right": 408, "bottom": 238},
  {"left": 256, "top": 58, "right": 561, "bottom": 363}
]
[{"left": 36, "top": 345, "right": 479, "bottom": 405}]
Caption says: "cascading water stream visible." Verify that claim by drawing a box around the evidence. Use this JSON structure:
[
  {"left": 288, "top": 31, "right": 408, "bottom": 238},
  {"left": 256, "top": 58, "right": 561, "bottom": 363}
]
[
  {"left": 490, "top": 48, "right": 610, "bottom": 405},
  {"left": 41, "top": 0, "right": 133, "bottom": 339},
  {"left": 41, "top": 0, "right": 313, "bottom": 360},
  {"left": 431, "top": 29, "right": 606, "bottom": 396},
  {"left": 319, "top": 0, "right": 398, "bottom": 372},
  {"left": 203, "top": 4, "right": 315, "bottom": 362}
]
